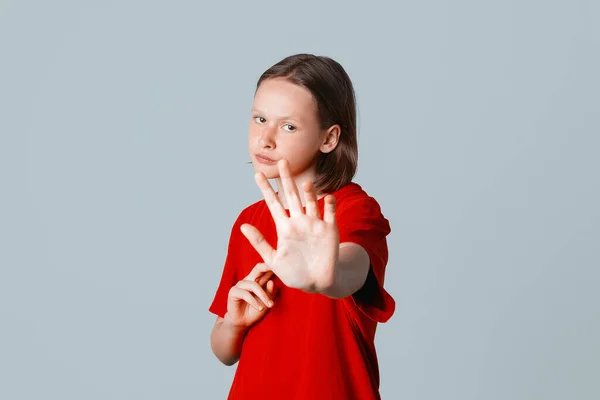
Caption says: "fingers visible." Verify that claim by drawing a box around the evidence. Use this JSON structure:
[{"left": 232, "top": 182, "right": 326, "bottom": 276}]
[
  {"left": 278, "top": 159, "right": 304, "bottom": 217},
  {"left": 303, "top": 181, "right": 320, "bottom": 219},
  {"left": 229, "top": 286, "right": 266, "bottom": 312},
  {"left": 256, "top": 270, "right": 274, "bottom": 287},
  {"left": 240, "top": 224, "right": 276, "bottom": 266},
  {"left": 254, "top": 172, "right": 288, "bottom": 222},
  {"left": 231, "top": 280, "right": 274, "bottom": 311},
  {"left": 323, "top": 195, "right": 337, "bottom": 225},
  {"left": 245, "top": 262, "right": 273, "bottom": 286}
]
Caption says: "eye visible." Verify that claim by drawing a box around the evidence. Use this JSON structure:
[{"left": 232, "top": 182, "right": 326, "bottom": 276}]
[
  {"left": 254, "top": 116, "right": 266, "bottom": 124},
  {"left": 283, "top": 124, "right": 297, "bottom": 132}
]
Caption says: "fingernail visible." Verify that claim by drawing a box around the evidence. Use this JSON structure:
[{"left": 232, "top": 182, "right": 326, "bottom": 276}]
[{"left": 268, "top": 301, "right": 274, "bottom": 307}]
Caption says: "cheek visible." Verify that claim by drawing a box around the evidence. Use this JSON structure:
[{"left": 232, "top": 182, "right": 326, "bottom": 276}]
[
  {"left": 284, "top": 137, "right": 321, "bottom": 165},
  {"left": 290, "top": 133, "right": 321, "bottom": 153},
  {"left": 248, "top": 124, "right": 259, "bottom": 141}
]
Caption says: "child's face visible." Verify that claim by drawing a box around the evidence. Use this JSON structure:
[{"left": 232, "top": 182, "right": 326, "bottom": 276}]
[{"left": 248, "top": 78, "right": 325, "bottom": 180}]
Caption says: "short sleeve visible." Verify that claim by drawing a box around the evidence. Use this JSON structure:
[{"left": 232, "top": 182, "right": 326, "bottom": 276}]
[
  {"left": 208, "top": 211, "right": 245, "bottom": 318},
  {"left": 337, "top": 196, "right": 395, "bottom": 323}
]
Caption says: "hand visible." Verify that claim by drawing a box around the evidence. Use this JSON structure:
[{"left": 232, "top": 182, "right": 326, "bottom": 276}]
[
  {"left": 224, "top": 263, "right": 278, "bottom": 329},
  {"left": 240, "top": 159, "right": 340, "bottom": 293}
]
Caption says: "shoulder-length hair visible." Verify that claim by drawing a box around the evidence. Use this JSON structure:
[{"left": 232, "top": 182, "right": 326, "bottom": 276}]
[{"left": 256, "top": 53, "right": 358, "bottom": 194}]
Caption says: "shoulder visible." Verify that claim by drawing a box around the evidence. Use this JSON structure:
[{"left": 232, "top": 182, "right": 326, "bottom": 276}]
[
  {"left": 332, "top": 182, "right": 384, "bottom": 215},
  {"left": 333, "top": 182, "right": 391, "bottom": 236}
]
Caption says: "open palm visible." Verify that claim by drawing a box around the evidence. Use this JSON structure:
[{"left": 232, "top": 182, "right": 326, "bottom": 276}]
[{"left": 240, "top": 160, "right": 340, "bottom": 293}]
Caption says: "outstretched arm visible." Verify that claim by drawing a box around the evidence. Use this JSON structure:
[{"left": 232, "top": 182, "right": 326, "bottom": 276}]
[
  {"left": 323, "top": 242, "right": 370, "bottom": 299},
  {"left": 240, "top": 159, "right": 370, "bottom": 299}
]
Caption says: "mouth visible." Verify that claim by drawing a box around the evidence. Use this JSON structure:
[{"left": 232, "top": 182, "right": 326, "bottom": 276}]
[{"left": 255, "top": 154, "right": 277, "bottom": 165}]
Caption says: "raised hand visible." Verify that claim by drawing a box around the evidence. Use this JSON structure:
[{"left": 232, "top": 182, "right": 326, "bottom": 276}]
[
  {"left": 225, "top": 263, "right": 277, "bottom": 328},
  {"left": 240, "top": 159, "right": 340, "bottom": 293}
]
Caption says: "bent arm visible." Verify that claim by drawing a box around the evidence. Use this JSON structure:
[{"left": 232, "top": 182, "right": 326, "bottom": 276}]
[{"left": 210, "top": 315, "right": 248, "bottom": 366}]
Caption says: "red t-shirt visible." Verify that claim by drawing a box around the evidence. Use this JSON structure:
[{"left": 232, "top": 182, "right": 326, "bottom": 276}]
[{"left": 209, "top": 182, "right": 395, "bottom": 400}]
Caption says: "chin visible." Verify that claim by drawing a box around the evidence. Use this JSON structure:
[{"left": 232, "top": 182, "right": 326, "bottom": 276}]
[{"left": 253, "top": 164, "right": 280, "bottom": 179}]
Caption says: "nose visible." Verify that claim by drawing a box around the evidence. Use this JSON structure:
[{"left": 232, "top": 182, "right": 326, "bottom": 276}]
[{"left": 259, "top": 125, "right": 276, "bottom": 148}]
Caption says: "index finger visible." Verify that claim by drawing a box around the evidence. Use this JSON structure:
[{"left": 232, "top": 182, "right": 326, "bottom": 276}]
[
  {"left": 245, "top": 262, "right": 273, "bottom": 284},
  {"left": 278, "top": 159, "right": 304, "bottom": 218},
  {"left": 255, "top": 172, "right": 288, "bottom": 222}
]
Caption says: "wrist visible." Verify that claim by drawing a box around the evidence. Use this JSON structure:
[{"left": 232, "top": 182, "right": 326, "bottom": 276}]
[
  {"left": 314, "top": 261, "right": 342, "bottom": 298},
  {"left": 223, "top": 313, "right": 251, "bottom": 334},
  {"left": 309, "top": 274, "right": 337, "bottom": 297}
]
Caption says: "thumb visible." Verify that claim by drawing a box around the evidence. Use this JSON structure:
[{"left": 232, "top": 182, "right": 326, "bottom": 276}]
[
  {"left": 266, "top": 279, "right": 275, "bottom": 297},
  {"left": 266, "top": 279, "right": 280, "bottom": 300}
]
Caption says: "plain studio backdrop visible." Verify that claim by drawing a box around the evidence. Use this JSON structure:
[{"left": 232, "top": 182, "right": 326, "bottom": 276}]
[{"left": 1, "top": 1, "right": 598, "bottom": 399}]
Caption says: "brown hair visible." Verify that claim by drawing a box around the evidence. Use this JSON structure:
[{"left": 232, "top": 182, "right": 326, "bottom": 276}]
[{"left": 256, "top": 53, "right": 358, "bottom": 194}]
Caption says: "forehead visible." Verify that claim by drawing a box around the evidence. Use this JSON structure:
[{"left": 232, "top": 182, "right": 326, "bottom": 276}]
[{"left": 253, "top": 78, "right": 317, "bottom": 121}]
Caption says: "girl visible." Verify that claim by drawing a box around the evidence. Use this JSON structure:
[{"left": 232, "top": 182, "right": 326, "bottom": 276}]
[{"left": 209, "top": 53, "right": 395, "bottom": 400}]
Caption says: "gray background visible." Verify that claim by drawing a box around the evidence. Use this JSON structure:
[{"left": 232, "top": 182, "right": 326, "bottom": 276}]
[{"left": 1, "top": 0, "right": 598, "bottom": 399}]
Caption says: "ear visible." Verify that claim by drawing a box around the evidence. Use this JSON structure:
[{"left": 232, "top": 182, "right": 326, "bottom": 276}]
[{"left": 319, "top": 124, "right": 341, "bottom": 154}]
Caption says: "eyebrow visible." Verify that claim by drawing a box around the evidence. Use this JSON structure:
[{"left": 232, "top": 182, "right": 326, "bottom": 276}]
[{"left": 251, "top": 108, "right": 300, "bottom": 122}]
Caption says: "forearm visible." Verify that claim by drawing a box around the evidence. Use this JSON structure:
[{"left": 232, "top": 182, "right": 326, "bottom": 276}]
[
  {"left": 210, "top": 315, "right": 248, "bottom": 366},
  {"left": 319, "top": 242, "right": 370, "bottom": 299}
]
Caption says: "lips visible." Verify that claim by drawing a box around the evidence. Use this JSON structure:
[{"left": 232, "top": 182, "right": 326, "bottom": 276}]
[{"left": 255, "top": 154, "right": 277, "bottom": 164}]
